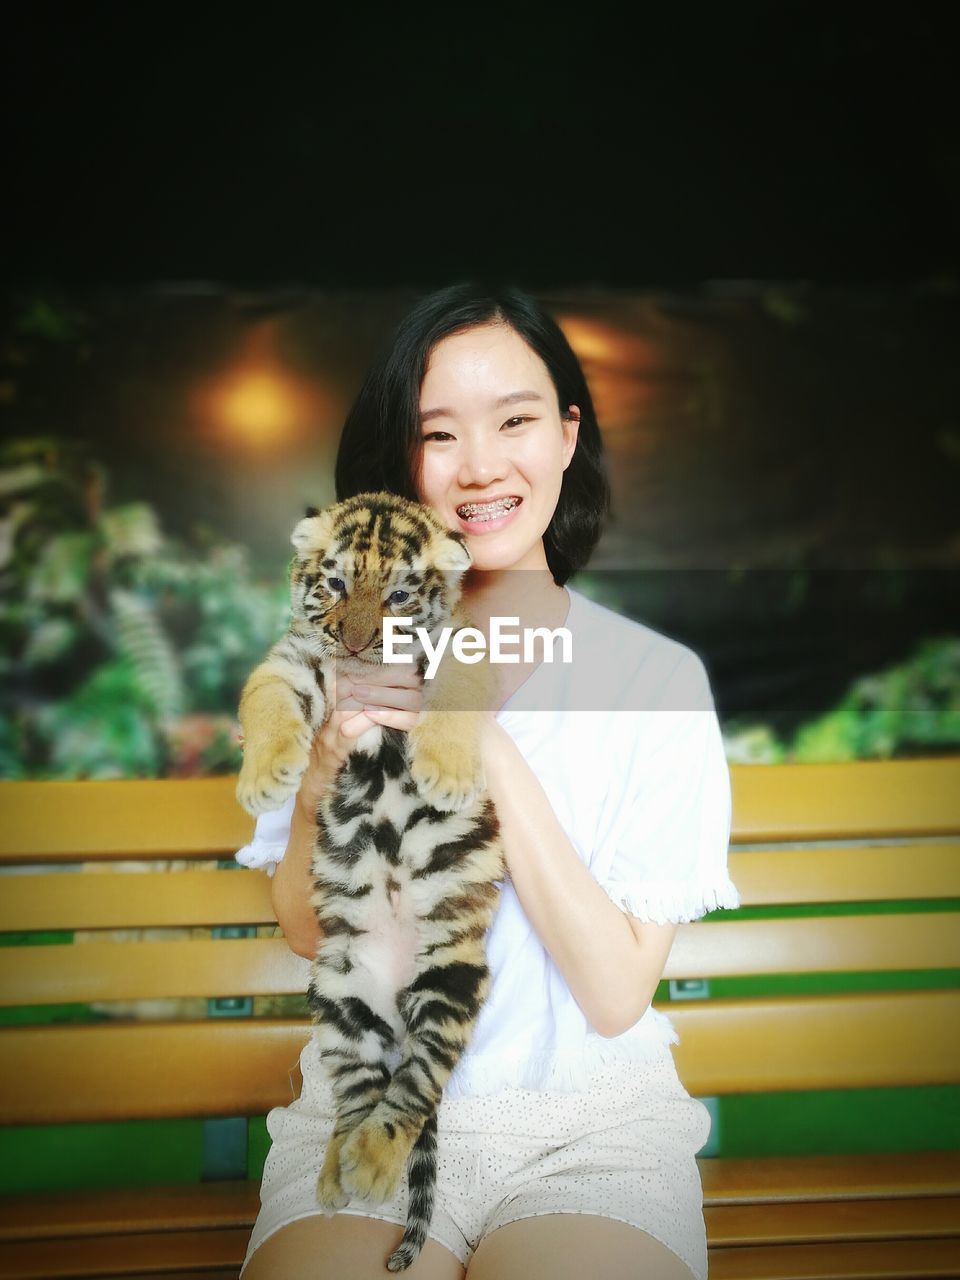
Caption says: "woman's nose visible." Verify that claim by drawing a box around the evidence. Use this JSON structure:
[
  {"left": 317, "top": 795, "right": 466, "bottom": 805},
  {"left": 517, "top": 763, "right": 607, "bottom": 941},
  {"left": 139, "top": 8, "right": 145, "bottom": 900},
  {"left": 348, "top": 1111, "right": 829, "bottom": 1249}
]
[{"left": 457, "top": 433, "right": 510, "bottom": 486}]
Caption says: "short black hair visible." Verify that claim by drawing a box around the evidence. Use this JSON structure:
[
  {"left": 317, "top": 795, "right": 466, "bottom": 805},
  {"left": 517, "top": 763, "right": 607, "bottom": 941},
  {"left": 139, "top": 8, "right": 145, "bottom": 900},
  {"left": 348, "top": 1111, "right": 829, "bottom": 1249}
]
[{"left": 334, "top": 282, "right": 611, "bottom": 585}]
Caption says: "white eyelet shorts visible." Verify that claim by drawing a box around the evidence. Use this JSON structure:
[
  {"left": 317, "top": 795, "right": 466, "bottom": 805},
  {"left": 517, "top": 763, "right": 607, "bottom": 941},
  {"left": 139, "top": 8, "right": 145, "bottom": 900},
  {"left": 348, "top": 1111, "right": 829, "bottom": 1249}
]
[{"left": 241, "top": 1037, "right": 712, "bottom": 1280}]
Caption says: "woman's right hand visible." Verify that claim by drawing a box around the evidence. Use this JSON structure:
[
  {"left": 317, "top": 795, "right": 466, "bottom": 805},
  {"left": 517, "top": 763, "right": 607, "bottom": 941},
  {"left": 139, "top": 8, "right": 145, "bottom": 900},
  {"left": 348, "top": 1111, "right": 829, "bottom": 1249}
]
[{"left": 296, "top": 666, "right": 425, "bottom": 821}]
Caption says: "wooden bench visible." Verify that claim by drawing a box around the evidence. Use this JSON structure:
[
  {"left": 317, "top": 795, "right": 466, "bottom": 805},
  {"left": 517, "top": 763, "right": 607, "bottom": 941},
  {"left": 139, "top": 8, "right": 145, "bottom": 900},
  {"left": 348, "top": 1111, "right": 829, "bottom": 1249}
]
[{"left": 1, "top": 760, "right": 958, "bottom": 1279}]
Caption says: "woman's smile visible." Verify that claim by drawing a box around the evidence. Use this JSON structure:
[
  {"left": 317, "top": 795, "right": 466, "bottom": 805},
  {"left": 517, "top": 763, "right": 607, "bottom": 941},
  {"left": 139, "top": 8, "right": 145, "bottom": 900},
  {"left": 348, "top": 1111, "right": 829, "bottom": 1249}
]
[{"left": 454, "top": 494, "right": 524, "bottom": 532}]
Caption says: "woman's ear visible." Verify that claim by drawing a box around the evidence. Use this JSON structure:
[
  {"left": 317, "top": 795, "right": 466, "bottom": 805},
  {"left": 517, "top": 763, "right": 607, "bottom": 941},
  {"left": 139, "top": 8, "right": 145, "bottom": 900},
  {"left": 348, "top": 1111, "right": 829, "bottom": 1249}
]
[{"left": 561, "top": 404, "right": 581, "bottom": 470}]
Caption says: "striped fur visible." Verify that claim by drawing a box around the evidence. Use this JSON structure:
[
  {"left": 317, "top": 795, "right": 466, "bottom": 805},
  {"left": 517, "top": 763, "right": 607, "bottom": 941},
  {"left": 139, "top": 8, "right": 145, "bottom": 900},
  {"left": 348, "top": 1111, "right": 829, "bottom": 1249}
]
[{"left": 237, "top": 492, "right": 505, "bottom": 1271}]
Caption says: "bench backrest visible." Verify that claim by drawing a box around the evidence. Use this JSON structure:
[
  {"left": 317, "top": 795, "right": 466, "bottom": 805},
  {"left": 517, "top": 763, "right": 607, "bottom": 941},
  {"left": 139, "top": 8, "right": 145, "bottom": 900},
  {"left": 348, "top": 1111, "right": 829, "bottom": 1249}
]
[{"left": 1, "top": 761, "right": 958, "bottom": 1124}]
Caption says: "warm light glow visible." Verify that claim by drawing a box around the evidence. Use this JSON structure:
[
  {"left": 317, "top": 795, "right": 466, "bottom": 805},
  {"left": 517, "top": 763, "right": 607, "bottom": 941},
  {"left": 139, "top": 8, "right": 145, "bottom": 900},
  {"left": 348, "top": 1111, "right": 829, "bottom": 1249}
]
[
  {"left": 206, "top": 369, "right": 307, "bottom": 444},
  {"left": 558, "top": 316, "right": 620, "bottom": 363},
  {"left": 557, "top": 314, "right": 660, "bottom": 429},
  {"left": 190, "top": 321, "right": 333, "bottom": 451}
]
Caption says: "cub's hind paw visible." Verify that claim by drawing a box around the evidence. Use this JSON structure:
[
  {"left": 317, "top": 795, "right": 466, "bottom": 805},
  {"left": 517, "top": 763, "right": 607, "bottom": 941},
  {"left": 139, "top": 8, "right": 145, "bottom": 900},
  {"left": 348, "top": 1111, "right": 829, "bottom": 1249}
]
[
  {"left": 236, "top": 736, "right": 311, "bottom": 815},
  {"left": 316, "top": 1132, "right": 350, "bottom": 1215},
  {"left": 339, "top": 1115, "right": 407, "bottom": 1205},
  {"left": 409, "top": 725, "right": 484, "bottom": 813}
]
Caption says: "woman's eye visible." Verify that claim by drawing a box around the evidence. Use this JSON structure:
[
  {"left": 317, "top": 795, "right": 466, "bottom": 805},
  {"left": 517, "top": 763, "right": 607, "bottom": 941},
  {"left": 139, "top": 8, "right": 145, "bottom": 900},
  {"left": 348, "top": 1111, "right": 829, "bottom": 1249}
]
[
  {"left": 388, "top": 590, "right": 410, "bottom": 605},
  {"left": 421, "top": 431, "right": 451, "bottom": 442},
  {"left": 327, "top": 577, "right": 345, "bottom": 592},
  {"left": 503, "top": 416, "right": 530, "bottom": 428}
]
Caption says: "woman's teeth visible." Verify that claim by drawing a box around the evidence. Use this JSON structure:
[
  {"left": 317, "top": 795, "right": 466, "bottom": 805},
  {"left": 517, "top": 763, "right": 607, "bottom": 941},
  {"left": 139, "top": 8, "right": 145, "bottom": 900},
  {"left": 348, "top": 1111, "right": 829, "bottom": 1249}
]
[{"left": 457, "top": 497, "right": 521, "bottom": 521}]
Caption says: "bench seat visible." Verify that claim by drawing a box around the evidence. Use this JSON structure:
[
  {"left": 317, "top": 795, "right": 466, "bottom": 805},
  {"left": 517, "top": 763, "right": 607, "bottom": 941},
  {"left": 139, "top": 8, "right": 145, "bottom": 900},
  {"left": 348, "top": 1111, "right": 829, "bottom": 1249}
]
[{"left": 1, "top": 761, "right": 958, "bottom": 1278}]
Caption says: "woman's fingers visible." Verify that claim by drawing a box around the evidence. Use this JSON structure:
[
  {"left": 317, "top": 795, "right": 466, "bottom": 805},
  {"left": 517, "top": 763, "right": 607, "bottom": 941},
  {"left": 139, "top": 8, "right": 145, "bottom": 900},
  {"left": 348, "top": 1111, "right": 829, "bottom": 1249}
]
[
  {"left": 339, "top": 707, "right": 380, "bottom": 738},
  {"left": 348, "top": 683, "right": 422, "bottom": 711},
  {"left": 360, "top": 704, "right": 419, "bottom": 731}
]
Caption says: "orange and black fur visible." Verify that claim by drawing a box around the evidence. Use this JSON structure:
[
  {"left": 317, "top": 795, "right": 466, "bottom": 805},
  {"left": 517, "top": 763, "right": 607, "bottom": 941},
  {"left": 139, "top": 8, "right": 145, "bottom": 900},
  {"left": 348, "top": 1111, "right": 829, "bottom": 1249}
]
[{"left": 237, "top": 492, "right": 505, "bottom": 1272}]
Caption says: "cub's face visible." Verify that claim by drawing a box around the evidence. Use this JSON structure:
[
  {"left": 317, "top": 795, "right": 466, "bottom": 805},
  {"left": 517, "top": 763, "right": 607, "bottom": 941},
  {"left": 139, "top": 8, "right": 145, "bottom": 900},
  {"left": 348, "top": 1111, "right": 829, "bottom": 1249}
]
[{"left": 289, "top": 491, "right": 472, "bottom": 666}]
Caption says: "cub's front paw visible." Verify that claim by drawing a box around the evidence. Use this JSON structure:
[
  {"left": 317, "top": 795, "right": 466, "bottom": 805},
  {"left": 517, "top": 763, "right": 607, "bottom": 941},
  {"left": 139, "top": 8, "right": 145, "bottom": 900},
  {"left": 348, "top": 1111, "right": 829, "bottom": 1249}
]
[
  {"left": 409, "top": 721, "right": 484, "bottom": 812},
  {"left": 236, "top": 732, "right": 310, "bottom": 815}
]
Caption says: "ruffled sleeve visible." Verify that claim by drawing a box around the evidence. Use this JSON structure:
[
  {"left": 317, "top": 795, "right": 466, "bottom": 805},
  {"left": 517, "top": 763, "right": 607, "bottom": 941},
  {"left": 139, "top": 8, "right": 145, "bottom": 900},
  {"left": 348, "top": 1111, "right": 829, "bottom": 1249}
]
[
  {"left": 235, "top": 795, "right": 295, "bottom": 877},
  {"left": 596, "top": 652, "right": 740, "bottom": 925}
]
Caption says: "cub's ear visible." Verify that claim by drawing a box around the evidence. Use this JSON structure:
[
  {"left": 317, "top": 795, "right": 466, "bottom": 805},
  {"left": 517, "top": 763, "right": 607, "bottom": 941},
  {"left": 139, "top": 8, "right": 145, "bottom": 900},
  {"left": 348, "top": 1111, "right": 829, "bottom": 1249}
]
[
  {"left": 433, "top": 532, "right": 473, "bottom": 574},
  {"left": 291, "top": 509, "right": 329, "bottom": 558}
]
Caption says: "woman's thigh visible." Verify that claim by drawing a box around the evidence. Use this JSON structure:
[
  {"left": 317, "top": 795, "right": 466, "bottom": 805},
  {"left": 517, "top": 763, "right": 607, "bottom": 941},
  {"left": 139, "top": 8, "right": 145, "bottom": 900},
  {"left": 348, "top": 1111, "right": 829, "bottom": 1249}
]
[
  {"left": 465, "top": 1214, "right": 695, "bottom": 1280},
  {"left": 242, "top": 1213, "right": 467, "bottom": 1280}
]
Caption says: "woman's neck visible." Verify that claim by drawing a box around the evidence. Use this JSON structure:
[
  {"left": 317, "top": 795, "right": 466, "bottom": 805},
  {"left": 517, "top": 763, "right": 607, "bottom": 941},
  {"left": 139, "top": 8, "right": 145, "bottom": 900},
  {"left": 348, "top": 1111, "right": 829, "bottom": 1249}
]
[{"left": 458, "top": 566, "right": 569, "bottom": 632}]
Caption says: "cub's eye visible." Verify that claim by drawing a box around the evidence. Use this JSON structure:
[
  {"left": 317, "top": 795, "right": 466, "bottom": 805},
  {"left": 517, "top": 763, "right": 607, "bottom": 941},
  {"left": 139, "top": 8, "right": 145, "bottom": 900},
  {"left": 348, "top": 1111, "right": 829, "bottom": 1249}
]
[
  {"left": 388, "top": 590, "right": 410, "bottom": 605},
  {"left": 327, "top": 577, "right": 345, "bottom": 592}
]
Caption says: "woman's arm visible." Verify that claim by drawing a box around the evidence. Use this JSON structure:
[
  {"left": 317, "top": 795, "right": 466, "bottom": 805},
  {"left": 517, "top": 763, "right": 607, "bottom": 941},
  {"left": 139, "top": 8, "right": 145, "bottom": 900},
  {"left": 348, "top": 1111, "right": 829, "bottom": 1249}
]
[
  {"left": 477, "top": 715, "right": 679, "bottom": 1038},
  {"left": 271, "top": 794, "right": 324, "bottom": 958}
]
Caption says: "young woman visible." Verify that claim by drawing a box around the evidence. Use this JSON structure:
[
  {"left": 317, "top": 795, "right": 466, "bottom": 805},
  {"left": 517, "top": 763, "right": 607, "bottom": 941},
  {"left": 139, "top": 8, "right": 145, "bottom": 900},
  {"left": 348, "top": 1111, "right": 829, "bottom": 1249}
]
[{"left": 238, "top": 284, "right": 740, "bottom": 1280}]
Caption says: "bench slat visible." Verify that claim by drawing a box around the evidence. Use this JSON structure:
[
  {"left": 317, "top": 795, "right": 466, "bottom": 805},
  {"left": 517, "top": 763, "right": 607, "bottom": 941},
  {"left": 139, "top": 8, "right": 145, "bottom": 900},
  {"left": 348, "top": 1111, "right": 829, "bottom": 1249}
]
[
  {"left": 0, "top": 937, "right": 310, "bottom": 1004},
  {"left": 699, "top": 1151, "right": 960, "bottom": 1202},
  {"left": 0, "top": 1183, "right": 259, "bottom": 1242},
  {"left": 0, "top": 1227, "right": 250, "bottom": 1279},
  {"left": 3, "top": 760, "right": 958, "bottom": 864},
  {"left": 0, "top": 779, "right": 254, "bottom": 862},
  {"left": 0, "top": 870, "right": 276, "bottom": 933},
  {"left": 706, "top": 1195, "right": 960, "bottom": 1246},
  {"left": 0, "top": 1020, "right": 310, "bottom": 1124},
  {"left": 2, "top": 990, "right": 958, "bottom": 1124},
  {"left": 729, "top": 843, "right": 960, "bottom": 904},
  {"left": 669, "top": 989, "right": 960, "bottom": 1095},
  {"left": 3, "top": 913, "right": 955, "bottom": 1007},
  {"left": 708, "top": 1237, "right": 960, "bottom": 1279},
  {"left": 668, "top": 911, "right": 960, "bottom": 978},
  {"left": 3, "top": 843, "right": 958, "bottom": 936},
  {"left": 729, "top": 759, "right": 960, "bottom": 842}
]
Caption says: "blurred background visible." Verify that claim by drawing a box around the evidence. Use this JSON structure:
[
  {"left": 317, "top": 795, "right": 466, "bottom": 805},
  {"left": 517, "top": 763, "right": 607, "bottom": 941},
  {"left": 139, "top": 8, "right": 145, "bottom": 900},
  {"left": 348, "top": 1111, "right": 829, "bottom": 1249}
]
[
  {"left": 2, "top": 282, "right": 959, "bottom": 778},
  {"left": 2, "top": 0, "right": 958, "bottom": 1197},
  {"left": 4, "top": 5, "right": 958, "bottom": 777}
]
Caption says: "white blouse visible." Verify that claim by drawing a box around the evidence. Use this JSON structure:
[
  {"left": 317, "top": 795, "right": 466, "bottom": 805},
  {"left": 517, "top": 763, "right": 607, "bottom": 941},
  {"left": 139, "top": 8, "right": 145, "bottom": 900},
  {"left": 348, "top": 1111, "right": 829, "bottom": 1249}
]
[{"left": 236, "top": 585, "right": 741, "bottom": 1097}]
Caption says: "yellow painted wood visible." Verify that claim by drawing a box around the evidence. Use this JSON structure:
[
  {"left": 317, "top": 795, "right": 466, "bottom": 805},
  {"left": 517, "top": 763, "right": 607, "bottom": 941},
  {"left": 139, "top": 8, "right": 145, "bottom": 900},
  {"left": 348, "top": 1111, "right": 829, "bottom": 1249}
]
[
  {"left": 728, "top": 842, "right": 960, "bottom": 905},
  {"left": 0, "top": 1183, "right": 260, "bottom": 1241},
  {"left": 699, "top": 1151, "right": 960, "bottom": 1203},
  {"left": 0, "top": 1021, "right": 311, "bottom": 1124},
  {"left": 1, "top": 764, "right": 958, "bottom": 1277},
  {"left": 2, "top": 912, "right": 955, "bottom": 1007},
  {"left": 729, "top": 759, "right": 960, "bottom": 842},
  {"left": 705, "top": 1195, "right": 960, "bottom": 1245},
  {"left": 0, "top": 1228, "right": 249, "bottom": 1279},
  {"left": 3, "top": 990, "right": 958, "bottom": 1124},
  {"left": 0, "top": 779, "right": 254, "bottom": 862},
  {"left": 0, "top": 869, "right": 276, "bottom": 933},
  {"left": 669, "top": 990, "right": 960, "bottom": 1094},
  {"left": 668, "top": 912, "right": 960, "bottom": 978},
  {"left": 4, "top": 843, "right": 956, "bottom": 935},
  {"left": 0, "top": 937, "right": 309, "bottom": 1005},
  {"left": 708, "top": 1237, "right": 960, "bottom": 1278},
  {"left": 3, "top": 760, "right": 958, "bottom": 865}
]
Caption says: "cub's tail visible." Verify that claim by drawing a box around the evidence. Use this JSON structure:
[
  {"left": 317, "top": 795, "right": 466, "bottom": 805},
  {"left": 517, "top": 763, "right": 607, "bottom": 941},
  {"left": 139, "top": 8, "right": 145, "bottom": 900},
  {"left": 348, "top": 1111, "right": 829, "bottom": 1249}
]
[{"left": 386, "top": 1111, "right": 439, "bottom": 1272}]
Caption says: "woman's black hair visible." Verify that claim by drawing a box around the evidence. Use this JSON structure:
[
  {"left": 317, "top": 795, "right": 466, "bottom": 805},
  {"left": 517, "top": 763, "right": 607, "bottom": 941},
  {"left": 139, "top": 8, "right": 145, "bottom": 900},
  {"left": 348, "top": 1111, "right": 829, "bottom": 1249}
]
[{"left": 334, "top": 282, "right": 611, "bottom": 586}]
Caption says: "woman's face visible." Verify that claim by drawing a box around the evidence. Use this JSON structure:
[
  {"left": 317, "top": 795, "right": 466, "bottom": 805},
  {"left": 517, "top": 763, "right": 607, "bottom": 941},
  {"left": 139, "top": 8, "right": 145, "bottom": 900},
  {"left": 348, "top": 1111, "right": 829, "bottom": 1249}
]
[{"left": 414, "top": 323, "right": 580, "bottom": 575}]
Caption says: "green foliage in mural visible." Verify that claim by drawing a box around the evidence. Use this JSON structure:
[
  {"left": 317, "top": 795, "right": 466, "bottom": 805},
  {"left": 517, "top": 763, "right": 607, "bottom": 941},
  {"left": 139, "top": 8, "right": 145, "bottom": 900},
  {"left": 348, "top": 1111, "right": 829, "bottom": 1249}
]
[
  {"left": 0, "top": 439, "right": 289, "bottom": 779},
  {"left": 720, "top": 639, "right": 960, "bottom": 764},
  {"left": 790, "top": 638, "right": 960, "bottom": 762}
]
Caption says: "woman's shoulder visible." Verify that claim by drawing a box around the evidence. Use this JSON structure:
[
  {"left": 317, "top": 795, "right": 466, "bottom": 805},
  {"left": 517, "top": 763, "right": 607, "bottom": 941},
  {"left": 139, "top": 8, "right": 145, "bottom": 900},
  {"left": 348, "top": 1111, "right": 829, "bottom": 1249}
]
[{"left": 566, "top": 585, "right": 713, "bottom": 713}]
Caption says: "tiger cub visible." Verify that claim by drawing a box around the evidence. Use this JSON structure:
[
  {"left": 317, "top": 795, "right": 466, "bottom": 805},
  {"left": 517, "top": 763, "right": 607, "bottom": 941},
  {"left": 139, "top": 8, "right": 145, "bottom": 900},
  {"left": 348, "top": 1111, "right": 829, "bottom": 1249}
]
[{"left": 237, "top": 491, "right": 505, "bottom": 1273}]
